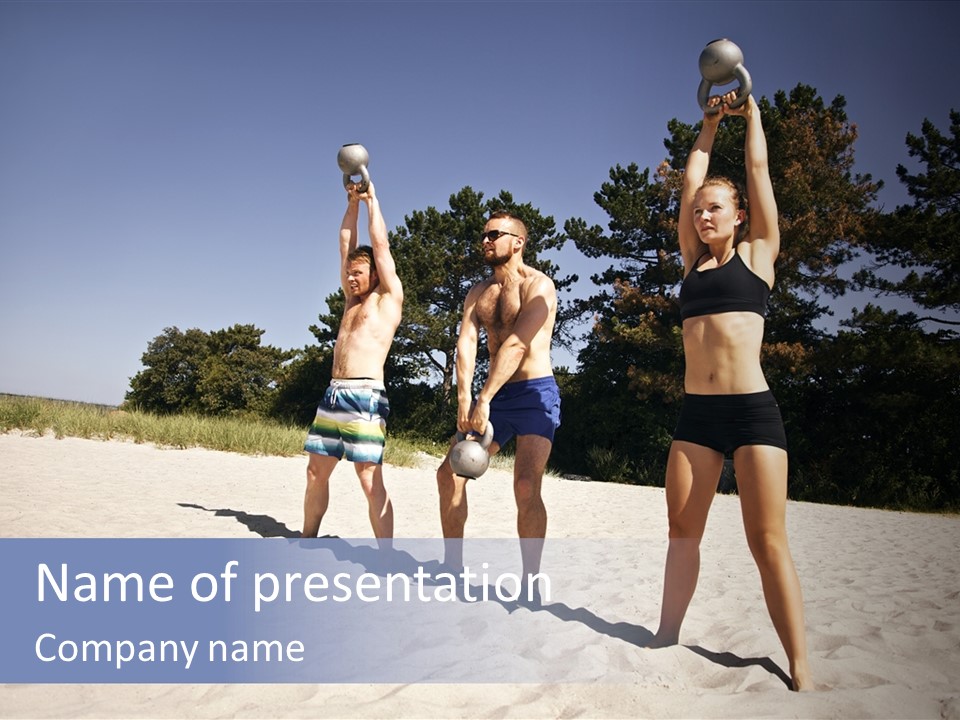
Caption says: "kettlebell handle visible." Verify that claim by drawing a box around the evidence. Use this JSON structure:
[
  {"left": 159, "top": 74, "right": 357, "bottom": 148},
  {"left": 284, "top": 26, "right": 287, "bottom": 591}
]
[
  {"left": 697, "top": 66, "right": 752, "bottom": 114},
  {"left": 456, "top": 422, "right": 494, "bottom": 450},
  {"left": 342, "top": 166, "right": 370, "bottom": 193}
]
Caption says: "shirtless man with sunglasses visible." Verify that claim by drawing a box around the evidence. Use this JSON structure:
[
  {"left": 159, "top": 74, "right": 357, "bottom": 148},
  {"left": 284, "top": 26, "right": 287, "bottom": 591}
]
[{"left": 436, "top": 212, "right": 561, "bottom": 601}]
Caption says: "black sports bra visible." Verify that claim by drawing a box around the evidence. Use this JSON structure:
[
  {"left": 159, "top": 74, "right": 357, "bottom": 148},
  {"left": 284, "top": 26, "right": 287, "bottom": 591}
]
[{"left": 679, "top": 251, "right": 771, "bottom": 321}]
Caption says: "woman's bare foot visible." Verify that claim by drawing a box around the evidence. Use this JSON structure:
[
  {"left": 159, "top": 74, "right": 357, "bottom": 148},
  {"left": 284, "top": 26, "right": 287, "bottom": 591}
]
[
  {"left": 790, "top": 662, "right": 814, "bottom": 691},
  {"left": 645, "top": 630, "right": 680, "bottom": 648}
]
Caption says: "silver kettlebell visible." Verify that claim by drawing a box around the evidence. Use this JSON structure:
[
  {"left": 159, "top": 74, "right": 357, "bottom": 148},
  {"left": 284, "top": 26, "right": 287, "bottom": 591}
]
[
  {"left": 697, "top": 38, "right": 752, "bottom": 114},
  {"left": 449, "top": 423, "right": 495, "bottom": 480},
  {"left": 337, "top": 143, "right": 370, "bottom": 192}
]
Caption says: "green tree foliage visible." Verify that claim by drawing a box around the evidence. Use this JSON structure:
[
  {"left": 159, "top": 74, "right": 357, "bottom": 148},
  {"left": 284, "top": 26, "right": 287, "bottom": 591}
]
[
  {"left": 557, "top": 162, "right": 683, "bottom": 477},
  {"left": 793, "top": 307, "right": 960, "bottom": 510},
  {"left": 389, "top": 187, "right": 491, "bottom": 400},
  {"left": 565, "top": 161, "right": 684, "bottom": 397},
  {"left": 563, "top": 85, "right": 881, "bottom": 483},
  {"left": 791, "top": 109, "right": 960, "bottom": 510},
  {"left": 126, "top": 327, "right": 209, "bottom": 414},
  {"left": 264, "top": 290, "right": 342, "bottom": 426},
  {"left": 854, "top": 109, "right": 960, "bottom": 322},
  {"left": 126, "top": 325, "right": 292, "bottom": 416},
  {"left": 269, "top": 344, "right": 333, "bottom": 425},
  {"left": 198, "top": 326, "right": 293, "bottom": 415}
]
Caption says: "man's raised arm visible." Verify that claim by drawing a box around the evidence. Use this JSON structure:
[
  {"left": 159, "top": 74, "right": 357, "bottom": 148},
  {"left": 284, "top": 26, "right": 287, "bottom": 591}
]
[{"left": 361, "top": 182, "right": 402, "bottom": 299}]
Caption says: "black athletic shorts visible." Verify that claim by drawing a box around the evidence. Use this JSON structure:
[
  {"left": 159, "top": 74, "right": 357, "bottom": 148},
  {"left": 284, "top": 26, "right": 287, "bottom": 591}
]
[{"left": 672, "top": 390, "right": 788, "bottom": 455}]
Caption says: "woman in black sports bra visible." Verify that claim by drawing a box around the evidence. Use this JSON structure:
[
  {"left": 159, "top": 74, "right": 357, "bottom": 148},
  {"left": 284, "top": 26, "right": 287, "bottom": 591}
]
[{"left": 649, "top": 92, "right": 813, "bottom": 691}]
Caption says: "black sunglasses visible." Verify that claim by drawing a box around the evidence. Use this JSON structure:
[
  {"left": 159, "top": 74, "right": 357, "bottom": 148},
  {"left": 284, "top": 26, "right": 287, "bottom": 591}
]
[{"left": 480, "top": 229, "right": 521, "bottom": 242}]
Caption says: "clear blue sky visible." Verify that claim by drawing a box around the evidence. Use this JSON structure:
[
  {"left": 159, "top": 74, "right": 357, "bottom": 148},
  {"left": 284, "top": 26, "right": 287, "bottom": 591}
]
[{"left": 1, "top": 1, "right": 957, "bottom": 406}]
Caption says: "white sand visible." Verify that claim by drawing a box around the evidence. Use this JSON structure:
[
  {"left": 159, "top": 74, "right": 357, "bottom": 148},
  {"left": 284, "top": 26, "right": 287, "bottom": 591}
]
[{"left": 2, "top": 432, "right": 959, "bottom": 719}]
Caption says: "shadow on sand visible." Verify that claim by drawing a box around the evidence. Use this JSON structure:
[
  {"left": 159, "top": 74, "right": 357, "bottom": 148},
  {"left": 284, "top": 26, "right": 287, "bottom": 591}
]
[
  {"left": 179, "top": 501, "right": 791, "bottom": 687},
  {"left": 177, "top": 502, "right": 299, "bottom": 538}
]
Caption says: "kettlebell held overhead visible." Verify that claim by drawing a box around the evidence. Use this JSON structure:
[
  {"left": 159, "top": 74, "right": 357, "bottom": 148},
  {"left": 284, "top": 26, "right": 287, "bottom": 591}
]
[
  {"left": 449, "top": 423, "right": 495, "bottom": 480},
  {"left": 337, "top": 143, "right": 370, "bottom": 193},
  {"left": 697, "top": 38, "right": 752, "bottom": 113}
]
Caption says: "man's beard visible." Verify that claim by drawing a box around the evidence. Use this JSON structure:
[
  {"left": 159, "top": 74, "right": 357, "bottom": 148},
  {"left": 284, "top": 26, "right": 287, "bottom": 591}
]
[{"left": 484, "top": 253, "right": 510, "bottom": 267}]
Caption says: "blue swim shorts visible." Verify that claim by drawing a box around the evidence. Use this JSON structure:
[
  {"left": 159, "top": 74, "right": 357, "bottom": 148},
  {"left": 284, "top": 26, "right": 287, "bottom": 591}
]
[
  {"left": 489, "top": 376, "right": 562, "bottom": 448},
  {"left": 304, "top": 380, "right": 391, "bottom": 464}
]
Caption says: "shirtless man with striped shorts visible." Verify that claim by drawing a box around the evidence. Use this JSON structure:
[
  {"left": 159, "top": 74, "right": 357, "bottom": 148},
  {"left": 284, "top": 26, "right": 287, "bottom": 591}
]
[{"left": 302, "top": 181, "right": 403, "bottom": 539}]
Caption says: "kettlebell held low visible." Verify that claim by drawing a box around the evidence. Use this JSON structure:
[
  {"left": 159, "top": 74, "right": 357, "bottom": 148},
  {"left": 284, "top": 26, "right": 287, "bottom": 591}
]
[
  {"left": 337, "top": 143, "right": 371, "bottom": 193},
  {"left": 697, "top": 38, "right": 752, "bottom": 114},
  {"left": 449, "top": 423, "right": 495, "bottom": 480}
]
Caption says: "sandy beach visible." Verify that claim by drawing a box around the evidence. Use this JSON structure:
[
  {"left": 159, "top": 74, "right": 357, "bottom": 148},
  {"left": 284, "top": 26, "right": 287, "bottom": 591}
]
[{"left": 2, "top": 432, "right": 958, "bottom": 719}]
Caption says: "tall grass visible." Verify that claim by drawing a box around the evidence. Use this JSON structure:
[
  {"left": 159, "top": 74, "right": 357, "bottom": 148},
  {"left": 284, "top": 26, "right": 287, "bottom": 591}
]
[{"left": 0, "top": 395, "right": 428, "bottom": 467}]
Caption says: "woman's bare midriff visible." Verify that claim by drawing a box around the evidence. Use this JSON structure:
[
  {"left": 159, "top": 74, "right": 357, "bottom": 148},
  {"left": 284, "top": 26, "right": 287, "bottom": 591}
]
[{"left": 682, "top": 311, "right": 769, "bottom": 395}]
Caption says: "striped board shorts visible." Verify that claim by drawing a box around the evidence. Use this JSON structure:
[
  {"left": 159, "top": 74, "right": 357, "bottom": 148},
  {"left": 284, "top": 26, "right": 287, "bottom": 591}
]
[{"left": 304, "top": 379, "right": 391, "bottom": 464}]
